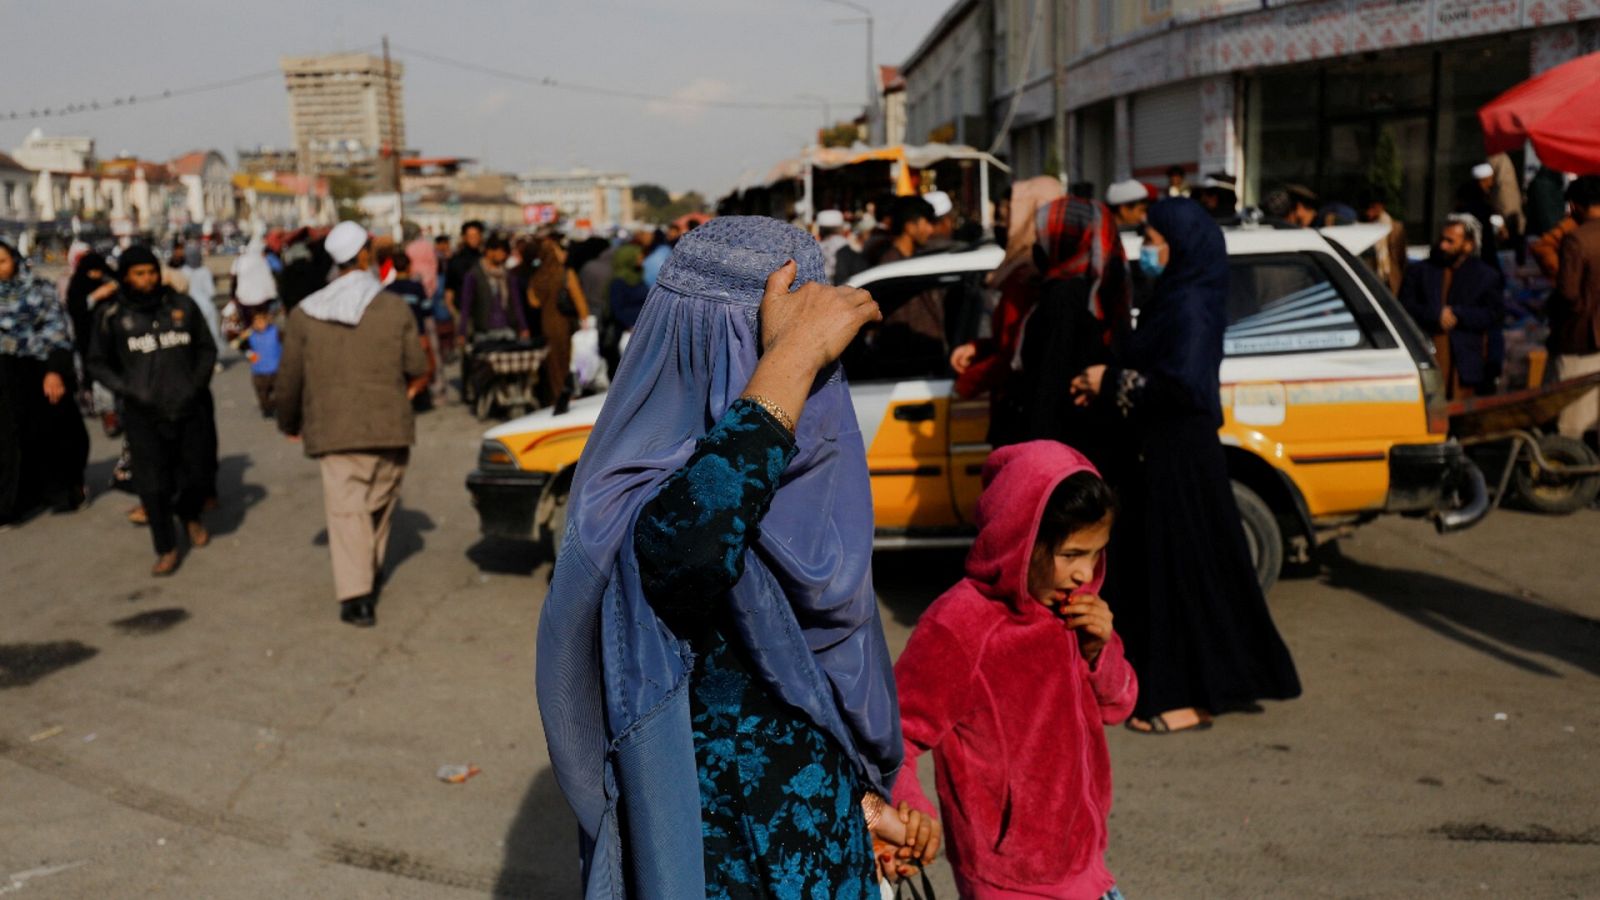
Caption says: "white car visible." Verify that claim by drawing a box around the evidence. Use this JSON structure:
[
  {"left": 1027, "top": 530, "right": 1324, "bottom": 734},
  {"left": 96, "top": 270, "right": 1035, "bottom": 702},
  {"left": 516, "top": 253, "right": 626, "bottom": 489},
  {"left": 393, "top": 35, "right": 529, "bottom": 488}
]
[{"left": 469, "top": 223, "right": 1484, "bottom": 592}]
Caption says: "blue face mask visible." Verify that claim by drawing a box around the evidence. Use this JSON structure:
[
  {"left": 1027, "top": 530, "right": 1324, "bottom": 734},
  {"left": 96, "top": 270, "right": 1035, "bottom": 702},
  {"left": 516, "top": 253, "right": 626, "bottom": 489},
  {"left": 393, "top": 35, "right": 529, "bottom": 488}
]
[{"left": 1139, "top": 244, "right": 1165, "bottom": 278}]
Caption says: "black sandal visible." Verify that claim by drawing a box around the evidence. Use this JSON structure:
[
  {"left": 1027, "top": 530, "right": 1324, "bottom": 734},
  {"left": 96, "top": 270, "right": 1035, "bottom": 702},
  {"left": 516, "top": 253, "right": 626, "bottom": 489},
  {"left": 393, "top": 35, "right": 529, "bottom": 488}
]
[{"left": 1127, "top": 712, "right": 1213, "bottom": 735}]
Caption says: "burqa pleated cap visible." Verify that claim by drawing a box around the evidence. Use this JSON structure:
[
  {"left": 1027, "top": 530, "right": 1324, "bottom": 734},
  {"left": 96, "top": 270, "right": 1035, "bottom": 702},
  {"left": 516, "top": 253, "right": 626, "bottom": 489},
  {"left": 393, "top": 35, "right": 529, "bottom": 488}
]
[{"left": 653, "top": 216, "right": 827, "bottom": 308}]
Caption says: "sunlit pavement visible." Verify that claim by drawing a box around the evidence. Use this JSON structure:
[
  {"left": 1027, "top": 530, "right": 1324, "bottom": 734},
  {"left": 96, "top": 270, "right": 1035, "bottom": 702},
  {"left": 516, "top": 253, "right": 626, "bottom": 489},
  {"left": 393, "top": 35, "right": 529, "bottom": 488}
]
[{"left": 3, "top": 353, "right": 1596, "bottom": 898}]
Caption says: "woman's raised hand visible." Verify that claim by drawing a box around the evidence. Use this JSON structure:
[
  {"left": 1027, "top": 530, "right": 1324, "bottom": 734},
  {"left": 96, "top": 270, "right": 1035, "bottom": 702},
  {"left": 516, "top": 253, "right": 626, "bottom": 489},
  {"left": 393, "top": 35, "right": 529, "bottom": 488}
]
[{"left": 759, "top": 260, "right": 881, "bottom": 375}]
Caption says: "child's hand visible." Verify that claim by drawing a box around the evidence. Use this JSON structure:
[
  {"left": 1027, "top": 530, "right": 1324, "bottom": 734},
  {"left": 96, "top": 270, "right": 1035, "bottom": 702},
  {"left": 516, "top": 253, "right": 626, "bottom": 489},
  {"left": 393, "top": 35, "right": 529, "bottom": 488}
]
[
  {"left": 1061, "top": 593, "right": 1113, "bottom": 664},
  {"left": 893, "top": 802, "right": 942, "bottom": 871},
  {"left": 868, "top": 800, "right": 942, "bottom": 882}
]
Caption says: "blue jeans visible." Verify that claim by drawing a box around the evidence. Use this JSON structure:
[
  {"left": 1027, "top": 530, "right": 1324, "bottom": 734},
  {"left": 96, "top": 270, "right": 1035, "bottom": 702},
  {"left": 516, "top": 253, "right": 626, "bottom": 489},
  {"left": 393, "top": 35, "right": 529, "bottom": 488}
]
[{"left": 1103, "top": 889, "right": 1126, "bottom": 900}]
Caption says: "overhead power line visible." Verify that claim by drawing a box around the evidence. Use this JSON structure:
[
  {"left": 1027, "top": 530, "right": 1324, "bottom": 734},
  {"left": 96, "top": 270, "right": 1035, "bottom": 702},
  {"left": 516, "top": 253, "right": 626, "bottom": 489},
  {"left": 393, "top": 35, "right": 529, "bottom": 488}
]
[
  {"left": 392, "top": 44, "right": 856, "bottom": 113},
  {"left": 0, "top": 43, "right": 858, "bottom": 125},
  {"left": 0, "top": 69, "right": 285, "bottom": 123}
]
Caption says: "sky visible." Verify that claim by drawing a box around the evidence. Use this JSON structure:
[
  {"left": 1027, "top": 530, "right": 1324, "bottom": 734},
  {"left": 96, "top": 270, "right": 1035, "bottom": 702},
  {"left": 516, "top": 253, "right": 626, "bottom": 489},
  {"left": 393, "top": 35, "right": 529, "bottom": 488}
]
[{"left": 0, "top": 0, "right": 950, "bottom": 198}]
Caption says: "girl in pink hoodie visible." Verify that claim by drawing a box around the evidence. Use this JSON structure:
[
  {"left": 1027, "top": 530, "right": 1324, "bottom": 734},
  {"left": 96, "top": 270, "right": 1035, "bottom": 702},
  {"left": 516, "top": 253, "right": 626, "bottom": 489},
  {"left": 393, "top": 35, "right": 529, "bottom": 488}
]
[{"left": 892, "top": 440, "right": 1137, "bottom": 899}]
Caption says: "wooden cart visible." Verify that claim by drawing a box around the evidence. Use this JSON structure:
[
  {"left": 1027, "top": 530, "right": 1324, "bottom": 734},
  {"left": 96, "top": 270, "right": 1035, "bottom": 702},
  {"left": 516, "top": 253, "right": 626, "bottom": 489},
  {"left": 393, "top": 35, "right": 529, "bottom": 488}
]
[{"left": 1451, "top": 372, "right": 1600, "bottom": 514}]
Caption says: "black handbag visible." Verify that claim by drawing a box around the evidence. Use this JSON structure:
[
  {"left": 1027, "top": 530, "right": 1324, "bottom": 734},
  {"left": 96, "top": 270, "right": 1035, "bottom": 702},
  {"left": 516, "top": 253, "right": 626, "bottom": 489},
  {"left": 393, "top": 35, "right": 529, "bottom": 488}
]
[{"left": 890, "top": 866, "right": 937, "bottom": 900}]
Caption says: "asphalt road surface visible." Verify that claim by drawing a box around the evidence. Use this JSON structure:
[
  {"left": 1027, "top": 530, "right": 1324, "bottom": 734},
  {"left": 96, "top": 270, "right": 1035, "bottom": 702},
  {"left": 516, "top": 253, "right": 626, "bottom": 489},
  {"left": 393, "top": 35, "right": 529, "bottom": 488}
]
[{"left": 3, "top": 353, "right": 1597, "bottom": 898}]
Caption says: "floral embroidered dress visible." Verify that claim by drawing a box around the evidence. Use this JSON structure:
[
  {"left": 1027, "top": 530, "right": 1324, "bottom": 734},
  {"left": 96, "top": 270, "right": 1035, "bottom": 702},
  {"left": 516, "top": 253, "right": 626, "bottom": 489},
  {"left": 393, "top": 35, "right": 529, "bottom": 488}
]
[{"left": 635, "top": 399, "right": 878, "bottom": 900}]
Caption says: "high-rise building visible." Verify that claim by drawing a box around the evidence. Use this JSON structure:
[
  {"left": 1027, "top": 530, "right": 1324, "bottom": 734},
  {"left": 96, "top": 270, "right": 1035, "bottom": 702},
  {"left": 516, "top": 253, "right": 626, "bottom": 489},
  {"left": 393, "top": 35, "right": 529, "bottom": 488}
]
[{"left": 280, "top": 52, "right": 406, "bottom": 181}]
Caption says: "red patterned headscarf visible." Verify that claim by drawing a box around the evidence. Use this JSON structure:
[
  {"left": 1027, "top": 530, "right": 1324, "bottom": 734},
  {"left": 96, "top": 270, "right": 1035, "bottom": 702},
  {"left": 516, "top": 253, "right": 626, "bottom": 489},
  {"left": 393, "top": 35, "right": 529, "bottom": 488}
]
[{"left": 1034, "top": 195, "right": 1130, "bottom": 330}]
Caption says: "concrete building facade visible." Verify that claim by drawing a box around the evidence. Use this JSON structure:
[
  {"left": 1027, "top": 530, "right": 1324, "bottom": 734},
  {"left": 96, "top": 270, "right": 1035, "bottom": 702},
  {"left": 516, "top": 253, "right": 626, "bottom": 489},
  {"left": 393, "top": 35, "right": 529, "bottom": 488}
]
[
  {"left": 0, "top": 154, "right": 34, "bottom": 223},
  {"left": 515, "top": 169, "right": 634, "bottom": 230},
  {"left": 232, "top": 173, "right": 300, "bottom": 229},
  {"left": 280, "top": 52, "right": 407, "bottom": 180},
  {"left": 902, "top": 1, "right": 994, "bottom": 151},
  {"left": 899, "top": 0, "right": 1600, "bottom": 236},
  {"left": 11, "top": 129, "right": 95, "bottom": 174},
  {"left": 170, "top": 150, "right": 236, "bottom": 229},
  {"left": 901, "top": 0, "right": 1071, "bottom": 180},
  {"left": 1059, "top": 0, "right": 1600, "bottom": 239},
  {"left": 880, "top": 66, "right": 909, "bottom": 146}
]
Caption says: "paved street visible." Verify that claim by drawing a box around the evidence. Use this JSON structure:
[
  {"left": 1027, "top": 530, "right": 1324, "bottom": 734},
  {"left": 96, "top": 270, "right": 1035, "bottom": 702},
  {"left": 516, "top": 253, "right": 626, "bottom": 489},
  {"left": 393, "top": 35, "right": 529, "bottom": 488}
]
[{"left": 3, "top": 353, "right": 1597, "bottom": 899}]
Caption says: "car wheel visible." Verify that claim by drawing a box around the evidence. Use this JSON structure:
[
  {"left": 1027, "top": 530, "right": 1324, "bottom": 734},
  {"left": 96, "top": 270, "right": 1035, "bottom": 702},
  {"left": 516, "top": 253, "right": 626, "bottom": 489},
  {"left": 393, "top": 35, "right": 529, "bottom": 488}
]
[
  {"left": 1233, "top": 480, "right": 1283, "bottom": 596},
  {"left": 1510, "top": 433, "right": 1600, "bottom": 515}
]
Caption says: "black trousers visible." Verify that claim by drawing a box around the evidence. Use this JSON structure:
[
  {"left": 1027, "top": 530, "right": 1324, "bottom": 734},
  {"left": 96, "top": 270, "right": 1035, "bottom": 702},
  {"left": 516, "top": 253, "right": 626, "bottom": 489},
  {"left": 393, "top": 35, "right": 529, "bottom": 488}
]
[
  {"left": 250, "top": 373, "right": 276, "bottom": 416},
  {"left": 0, "top": 355, "right": 88, "bottom": 521},
  {"left": 123, "top": 405, "right": 210, "bottom": 554}
]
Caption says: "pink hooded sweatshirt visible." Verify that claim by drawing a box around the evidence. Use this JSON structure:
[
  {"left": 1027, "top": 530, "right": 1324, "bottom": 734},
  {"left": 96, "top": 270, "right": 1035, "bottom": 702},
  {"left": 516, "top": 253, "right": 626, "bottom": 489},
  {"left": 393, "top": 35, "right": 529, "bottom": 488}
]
[{"left": 892, "top": 441, "right": 1137, "bottom": 899}]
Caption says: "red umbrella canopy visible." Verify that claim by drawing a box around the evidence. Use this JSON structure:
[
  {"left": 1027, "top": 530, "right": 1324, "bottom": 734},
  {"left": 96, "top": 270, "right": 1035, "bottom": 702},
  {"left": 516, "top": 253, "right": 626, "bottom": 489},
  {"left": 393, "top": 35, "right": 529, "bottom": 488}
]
[{"left": 1480, "top": 51, "right": 1600, "bottom": 174}]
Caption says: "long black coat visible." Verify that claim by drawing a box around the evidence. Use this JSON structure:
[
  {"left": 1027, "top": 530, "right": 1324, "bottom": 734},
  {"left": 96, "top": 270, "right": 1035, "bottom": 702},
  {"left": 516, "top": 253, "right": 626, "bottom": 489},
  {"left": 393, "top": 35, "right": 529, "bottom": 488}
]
[{"left": 1398, "top": 255, "right": 1504, "bottom": 389}]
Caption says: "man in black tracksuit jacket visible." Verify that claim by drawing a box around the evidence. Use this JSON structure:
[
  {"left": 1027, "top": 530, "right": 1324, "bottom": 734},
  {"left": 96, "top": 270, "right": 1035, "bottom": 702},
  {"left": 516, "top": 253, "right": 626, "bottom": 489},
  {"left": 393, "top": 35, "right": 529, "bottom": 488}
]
[{"left": 88, "top": 245, "right": 217, "bottom": 575}]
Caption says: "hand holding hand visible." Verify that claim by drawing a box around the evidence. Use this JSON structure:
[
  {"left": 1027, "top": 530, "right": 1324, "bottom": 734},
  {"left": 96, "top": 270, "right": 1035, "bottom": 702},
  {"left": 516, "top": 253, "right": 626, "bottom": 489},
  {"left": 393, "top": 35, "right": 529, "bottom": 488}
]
[
  {"left": 867, "top": 798, "right": 942, "bottom": 882},
  {"left": 1440, "top": 307, "right": 1459, "bottom": 332},
  {"left": 1060, "top": 593, "right": 1114, "bottom": 664}
]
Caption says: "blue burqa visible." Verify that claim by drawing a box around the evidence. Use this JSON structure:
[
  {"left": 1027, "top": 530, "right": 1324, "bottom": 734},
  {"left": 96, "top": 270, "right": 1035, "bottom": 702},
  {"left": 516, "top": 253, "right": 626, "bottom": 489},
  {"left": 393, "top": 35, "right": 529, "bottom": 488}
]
[{"left": 536, "top": 217, "right": 902, "bottom": 898}]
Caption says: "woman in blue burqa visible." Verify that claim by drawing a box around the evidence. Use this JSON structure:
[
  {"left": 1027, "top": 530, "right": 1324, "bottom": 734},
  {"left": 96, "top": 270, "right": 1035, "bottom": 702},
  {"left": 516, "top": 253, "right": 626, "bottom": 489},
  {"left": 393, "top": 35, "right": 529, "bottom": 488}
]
[{"left": 537, "top": 217, "right": 935, "bottom": 898}]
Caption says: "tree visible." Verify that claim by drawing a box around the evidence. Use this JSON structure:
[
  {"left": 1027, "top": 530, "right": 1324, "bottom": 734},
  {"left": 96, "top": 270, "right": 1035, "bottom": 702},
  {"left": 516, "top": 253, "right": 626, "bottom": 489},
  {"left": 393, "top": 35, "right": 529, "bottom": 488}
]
[
  {"left": 632, "top": 183, "right": 671, "bottom": 210},
  {"left": 819, "top": 123, "right": 861, "bottom": 149},
  {"left": 328, "top": 175, "right": 367, "bottom": 224},
  {"left": 637, "top": 191, "right": 707, "bottom": 226},
  {"left": 1366, "top": 128, "right": 1404, "bottom": 220}
]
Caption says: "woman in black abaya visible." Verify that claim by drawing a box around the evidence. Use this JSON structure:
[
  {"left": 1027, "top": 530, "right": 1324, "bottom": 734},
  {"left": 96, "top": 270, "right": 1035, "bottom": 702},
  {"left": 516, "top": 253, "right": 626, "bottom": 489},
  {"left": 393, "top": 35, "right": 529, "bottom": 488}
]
[
  {"left": 1071, "top": 198, "right": 1300, "bottom": 733},
  {"left": 0, "top": 240, "right": 89, "bottom": 521}
]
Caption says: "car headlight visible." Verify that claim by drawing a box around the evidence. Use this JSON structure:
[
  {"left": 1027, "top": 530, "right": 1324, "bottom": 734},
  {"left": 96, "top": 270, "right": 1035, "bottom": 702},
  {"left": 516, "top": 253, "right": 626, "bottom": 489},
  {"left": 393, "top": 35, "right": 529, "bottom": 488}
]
[{"left": 478, "top": 439, "right": 519, "bottom": 470}]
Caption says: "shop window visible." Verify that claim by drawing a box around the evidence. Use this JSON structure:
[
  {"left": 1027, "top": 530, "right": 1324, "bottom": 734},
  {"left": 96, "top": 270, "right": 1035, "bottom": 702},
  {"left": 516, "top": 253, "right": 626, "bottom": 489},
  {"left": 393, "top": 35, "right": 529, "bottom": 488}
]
[
  {"left": 1223, "top": 253, "right": 1371, "bottom": 356},
  {"left": 1433, "top": 40, "right": 1529, "bottom": 239},
  {"left": 1250, "top": 75, "right": 1318, "bottom": 199}
]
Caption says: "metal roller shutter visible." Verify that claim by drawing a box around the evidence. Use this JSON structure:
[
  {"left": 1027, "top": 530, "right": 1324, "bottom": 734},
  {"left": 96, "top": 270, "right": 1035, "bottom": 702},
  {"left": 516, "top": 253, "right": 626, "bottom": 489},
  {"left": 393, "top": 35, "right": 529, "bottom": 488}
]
[{"left": 1132, "top": 81, "right": 1202, "bottom": 174}]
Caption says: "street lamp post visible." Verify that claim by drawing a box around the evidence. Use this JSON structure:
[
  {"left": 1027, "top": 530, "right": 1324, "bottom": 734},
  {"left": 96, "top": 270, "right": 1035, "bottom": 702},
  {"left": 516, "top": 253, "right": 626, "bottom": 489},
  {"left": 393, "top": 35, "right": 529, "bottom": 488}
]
[{"left": 821, "top": 0, "right": 877, "bottom": 144}]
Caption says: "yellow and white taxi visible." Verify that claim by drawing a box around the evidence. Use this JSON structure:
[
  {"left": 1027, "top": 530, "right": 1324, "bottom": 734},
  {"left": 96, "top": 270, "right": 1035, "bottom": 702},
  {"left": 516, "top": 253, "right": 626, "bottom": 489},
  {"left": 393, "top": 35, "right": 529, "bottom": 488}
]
[{"left": 467, "top": 224, "right": 1485, "bottom": 590}]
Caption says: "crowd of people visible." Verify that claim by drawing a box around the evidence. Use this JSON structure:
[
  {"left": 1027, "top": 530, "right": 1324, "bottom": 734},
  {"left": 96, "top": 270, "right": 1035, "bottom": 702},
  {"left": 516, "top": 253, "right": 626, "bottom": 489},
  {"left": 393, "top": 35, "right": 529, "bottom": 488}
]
[
  {"left": 0, "top": 216, "right": 699, "bottom": 600},
  {"left": 7, "top": 144, "right": 1598, "bottom": 896},
  {"left": 1078, "top": 156, "right": 1600, "bottom": 441}
]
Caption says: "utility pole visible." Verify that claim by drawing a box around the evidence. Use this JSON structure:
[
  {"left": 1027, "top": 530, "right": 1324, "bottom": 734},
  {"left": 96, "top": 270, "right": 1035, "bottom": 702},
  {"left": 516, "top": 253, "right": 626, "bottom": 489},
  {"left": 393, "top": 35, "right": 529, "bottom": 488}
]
[
  {"left": 823, "top": 0, "right": 878, "bottom": 144},
  {"left": 382, "top": 34, "right": 403, "bottom": 238}
]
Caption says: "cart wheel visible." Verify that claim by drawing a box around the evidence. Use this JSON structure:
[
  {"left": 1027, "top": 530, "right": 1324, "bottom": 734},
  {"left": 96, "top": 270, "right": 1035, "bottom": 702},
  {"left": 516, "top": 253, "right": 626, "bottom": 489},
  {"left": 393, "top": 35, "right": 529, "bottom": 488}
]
[{"left": 1509, "top": 434, "right": 1600, "bottom": 515}]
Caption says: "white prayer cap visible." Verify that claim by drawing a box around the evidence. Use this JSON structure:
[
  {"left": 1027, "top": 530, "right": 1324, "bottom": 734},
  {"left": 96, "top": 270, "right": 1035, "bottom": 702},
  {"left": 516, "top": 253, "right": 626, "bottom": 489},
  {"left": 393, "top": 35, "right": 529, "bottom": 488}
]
[
  {"left": 924, "top": 190, "right": 953, "bottom": 218},
  {"left": 325, "top": 221, "right": 369, "bottom": 264},
  {"left": 815, "top": 209, "right": 846, "bottom": 229},
  {"left": 1472, "top": 163, "right": 1494, "bottom": 180},
  {"left": 1106, "top": 179, "right": 1149, "bottom": 206}
]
